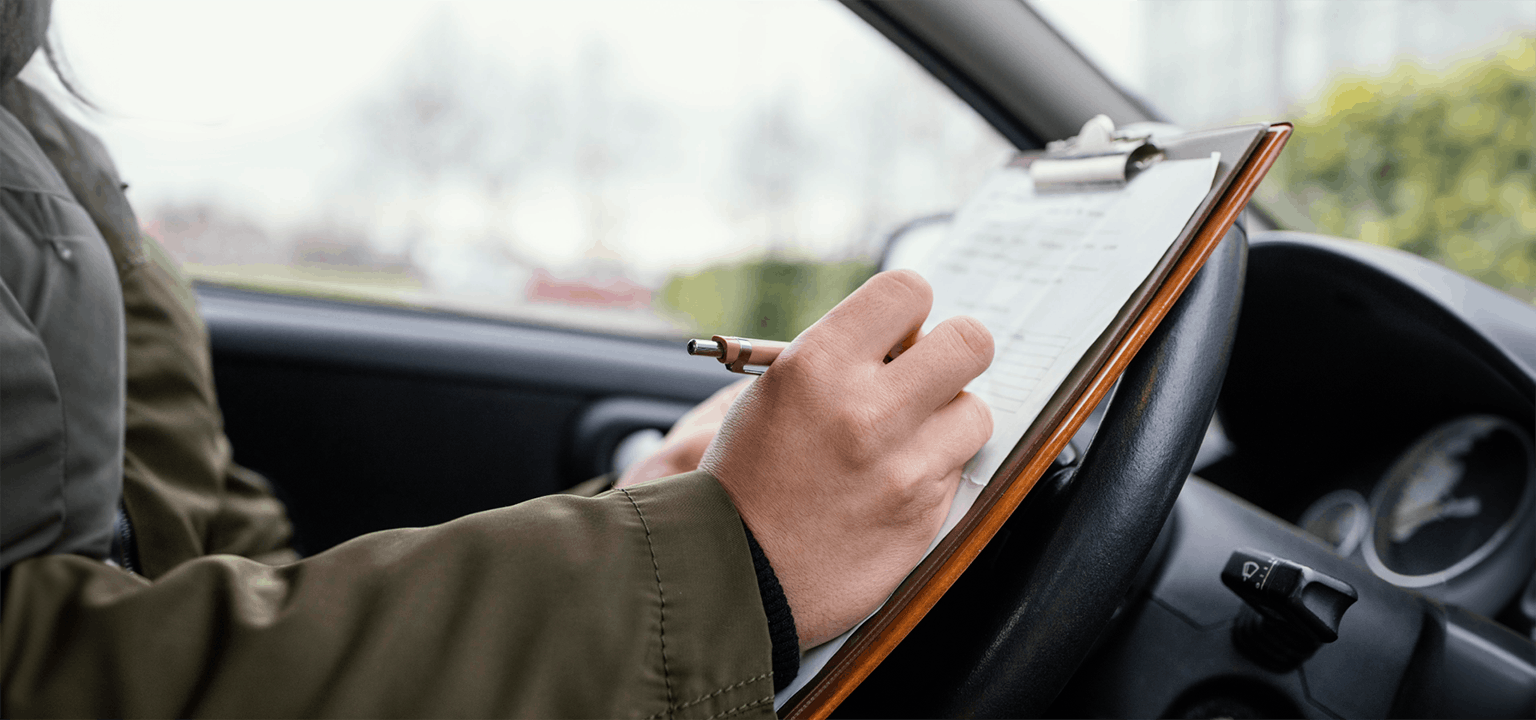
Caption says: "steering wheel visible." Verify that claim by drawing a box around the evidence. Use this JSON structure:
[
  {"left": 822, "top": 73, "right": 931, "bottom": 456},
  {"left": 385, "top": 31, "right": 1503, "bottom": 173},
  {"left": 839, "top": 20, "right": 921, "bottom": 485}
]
[{"left": 838, "top": 226, "right": 1249, "bottom": 717}]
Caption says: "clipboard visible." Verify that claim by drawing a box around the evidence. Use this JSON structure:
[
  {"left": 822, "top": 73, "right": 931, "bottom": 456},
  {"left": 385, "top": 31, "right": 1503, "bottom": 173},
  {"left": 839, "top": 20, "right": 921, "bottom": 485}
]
[{"left": 779, "top": 121, "right": 1293, "bottom": 719}]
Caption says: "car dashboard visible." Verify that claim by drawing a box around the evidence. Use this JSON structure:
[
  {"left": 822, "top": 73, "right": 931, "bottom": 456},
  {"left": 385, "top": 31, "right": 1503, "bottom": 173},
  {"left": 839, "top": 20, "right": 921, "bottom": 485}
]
[
  {"left": 1201, "top": 232, "right": 1535, "bottom": 632},
  {"left": 1216, "top": 412, "right": 1534, "bottom": 621},
  {"left": 1059, "top": 231, "right": 1536, "bottom": 718}
]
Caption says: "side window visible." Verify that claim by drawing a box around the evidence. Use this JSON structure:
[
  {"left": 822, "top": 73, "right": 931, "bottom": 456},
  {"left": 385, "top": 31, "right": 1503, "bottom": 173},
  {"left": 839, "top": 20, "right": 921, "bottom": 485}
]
[
  {"left": 1032, "top": 0, "right": 1536, "bottom": 304},
  {"left": 45, "top": 1, "right": 1011, "bottom": 340}
]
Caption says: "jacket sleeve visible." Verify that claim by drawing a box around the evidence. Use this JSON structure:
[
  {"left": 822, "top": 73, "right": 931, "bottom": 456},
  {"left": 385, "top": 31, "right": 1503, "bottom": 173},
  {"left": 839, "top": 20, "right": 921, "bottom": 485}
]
[
  {"left": 0, "top": 81, "right": 782, "bottom": 717},
  {"left": 1, "top": 470, "right": 779, "bottom": 719}
]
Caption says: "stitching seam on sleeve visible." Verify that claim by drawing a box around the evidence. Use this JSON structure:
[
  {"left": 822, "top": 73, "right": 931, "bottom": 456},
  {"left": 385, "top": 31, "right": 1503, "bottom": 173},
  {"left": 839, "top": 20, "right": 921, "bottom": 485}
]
[
  {"left": 705, "top": 695, "right": 773, "bottom": 720},
  {"left": 645, "top": 673, "right": 772, "bottom": 719},
  {"left": 621, "top": 488, "right": 677, "bottom": 716}
]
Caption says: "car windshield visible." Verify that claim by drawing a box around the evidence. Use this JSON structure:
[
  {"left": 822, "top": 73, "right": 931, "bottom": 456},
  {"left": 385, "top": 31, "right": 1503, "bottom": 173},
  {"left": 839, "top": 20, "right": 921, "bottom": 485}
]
[
  {"left": 1032, "top": 0, "right": 1536, "bottom": 304},
  {"left": 32, "top": 1, "right": 1535, "bottom": 337}
]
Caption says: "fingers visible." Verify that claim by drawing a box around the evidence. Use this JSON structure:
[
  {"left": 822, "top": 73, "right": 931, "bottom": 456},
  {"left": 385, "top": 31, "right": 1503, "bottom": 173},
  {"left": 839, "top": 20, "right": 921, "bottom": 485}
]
[
  {"left": 616, "top": 427, "right": 716, "bottom": 488},
  {"left": 884, "top": 314, "right": 994, "bottom": 415},
  {"left": 668, "top": 378, "right": 751, "bottom": 439},
  {"left": 885, "top": 326, "right": 923, "bottom": 362},
  {"left": 799, "top": 270, "right": 933, "bottom": 366},
  {"left": 913, "top": 390, "right": 994, "bottom": 472}
]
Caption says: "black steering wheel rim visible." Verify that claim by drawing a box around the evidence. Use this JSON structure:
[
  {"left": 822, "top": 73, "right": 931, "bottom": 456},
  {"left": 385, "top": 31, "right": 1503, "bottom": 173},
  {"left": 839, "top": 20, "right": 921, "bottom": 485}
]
[{"left": 839, "top": 226, "right": 1249, "bottom": 718}]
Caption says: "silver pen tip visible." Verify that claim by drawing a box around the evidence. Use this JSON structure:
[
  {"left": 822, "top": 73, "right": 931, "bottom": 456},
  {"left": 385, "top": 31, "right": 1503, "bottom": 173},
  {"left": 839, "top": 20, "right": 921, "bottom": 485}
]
[{"left": 687, "top": 339, "right": 723, "bottom": 357}]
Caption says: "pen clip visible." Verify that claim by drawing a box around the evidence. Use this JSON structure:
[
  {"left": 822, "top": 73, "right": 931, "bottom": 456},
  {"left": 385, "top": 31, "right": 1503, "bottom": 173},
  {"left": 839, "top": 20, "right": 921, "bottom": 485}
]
[{"left": 721, "top": 336, "right": 782, "bottom": 374}]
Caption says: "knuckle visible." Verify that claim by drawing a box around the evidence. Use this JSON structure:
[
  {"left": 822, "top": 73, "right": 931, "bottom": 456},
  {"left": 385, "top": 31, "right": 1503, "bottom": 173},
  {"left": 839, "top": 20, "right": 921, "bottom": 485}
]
[
  {"left": 830, "top": 401, "right": 885, "bottom": 465},
  {"left": 944, "top": 316, "right": 995, "bottom": 370},
  {"left": 769, "top": 344, "right": 812, "bottom": 376},
  {"left": 874, "top": 464, "right": 926, "bottom": 514},
  {"left": 768, "top": 343, "right": 835, "bottom": 387},
  {"left": 893, "top": 469, "right": 949, "bottom": 522},
  {"left": 779, "top": 331, "right": 845, "bottom": 376}
]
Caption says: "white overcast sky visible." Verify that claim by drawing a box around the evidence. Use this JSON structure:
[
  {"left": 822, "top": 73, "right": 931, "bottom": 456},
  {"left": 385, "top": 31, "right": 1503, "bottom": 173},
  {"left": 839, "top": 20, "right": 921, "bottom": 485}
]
[
  {"left": 28, "top": 0, "right": 1531, "bottom": 273},
  {"left": 34, "top": 0, "right": 1008, "bottom": 271},
  {"left": 28, "top": 0, "right": 1144, "bottom": 249}
]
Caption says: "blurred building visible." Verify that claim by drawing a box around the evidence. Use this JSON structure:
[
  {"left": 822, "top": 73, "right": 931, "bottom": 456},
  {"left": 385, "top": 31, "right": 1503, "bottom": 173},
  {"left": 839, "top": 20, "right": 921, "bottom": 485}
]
[
  {"left": 525, "top": 268, "right": 651, "bottom": 310},
  {"left": 144, "top": 203, "right": 285, "bottom": 268},
  {"left": 290, "top": 229, "right": 421, "bottom": 280},
  {"left": 525, "top": 238, "right": 651, "bottom": 310}
]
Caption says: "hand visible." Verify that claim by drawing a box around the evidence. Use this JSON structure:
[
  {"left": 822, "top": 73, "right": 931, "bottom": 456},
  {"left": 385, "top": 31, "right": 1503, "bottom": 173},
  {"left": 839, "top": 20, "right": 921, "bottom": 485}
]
[
  {"left": 700, "top": 270, "right": 994, "bottom": 648},
  {"left": 614, "top": 379, "right": 751, "bottom": 489}
]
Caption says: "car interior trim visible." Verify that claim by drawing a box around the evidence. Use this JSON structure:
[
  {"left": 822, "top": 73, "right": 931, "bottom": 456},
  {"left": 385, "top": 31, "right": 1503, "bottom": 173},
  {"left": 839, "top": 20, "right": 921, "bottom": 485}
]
[
  {"left": 841, "top": 0, "right": 1153, "bottom": 143},
  {"left": 838, "top": 1, "right": 1042, "bottom": 150},
  {"left": 198, "top": 284, "right": 735, "bottom": 402}
]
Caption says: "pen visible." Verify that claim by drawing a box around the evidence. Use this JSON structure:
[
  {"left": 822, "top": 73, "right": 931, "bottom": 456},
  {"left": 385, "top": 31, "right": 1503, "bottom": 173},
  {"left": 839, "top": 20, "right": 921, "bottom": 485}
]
[
  {"left": 687, "top": 335, "right": 910, "bottom": 375},
  {"left": 686, "top": 336, "right": 785, "bottom": 375}
]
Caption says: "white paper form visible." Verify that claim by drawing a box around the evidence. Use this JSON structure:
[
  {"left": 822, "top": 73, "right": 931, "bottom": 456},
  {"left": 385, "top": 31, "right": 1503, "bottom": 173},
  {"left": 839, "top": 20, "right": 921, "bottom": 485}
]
[
  {"left": 932, "top": 153, "right": 1220, "bottom": 489},
  {"left": 776, "top": 154, "right": 1219, "bottom": 709}
]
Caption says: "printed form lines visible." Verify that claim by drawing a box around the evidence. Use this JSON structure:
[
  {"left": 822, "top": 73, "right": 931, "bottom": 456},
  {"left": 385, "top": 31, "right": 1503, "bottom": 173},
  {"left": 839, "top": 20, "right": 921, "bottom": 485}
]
[{"left": 978, "top": 333, "right": 1069, "bottom": 413}]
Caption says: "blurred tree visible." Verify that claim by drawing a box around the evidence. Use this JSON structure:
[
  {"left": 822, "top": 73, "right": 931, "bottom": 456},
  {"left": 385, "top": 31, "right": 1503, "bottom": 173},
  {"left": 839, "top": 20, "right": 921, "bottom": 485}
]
[
  {"left": 660, "top": 258, "right": 876, "bottom": 341},
  {"left": 669, "top": 60, "right": 1006, "bottom": 344},
  {"left": 1263, "top": 35, "right": 1535, "bottom": 302},
  {"left": 350, "top": 10, "right": 665, "bottom": 304},
  {"left": 359, "top": 11, "right": 510, "bottom": 188},
  {"left": 733, "top": 89, "right": 819, "bottom": 254}
]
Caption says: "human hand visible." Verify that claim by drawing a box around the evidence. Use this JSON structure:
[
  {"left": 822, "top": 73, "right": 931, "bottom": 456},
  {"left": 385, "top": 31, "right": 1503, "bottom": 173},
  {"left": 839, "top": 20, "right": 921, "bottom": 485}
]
[
  {"left": 614, "top": 379, "right": 751, "bottom": 489},
  {"left": 700, "top": 270, "right": 994, "bottom": 648}
]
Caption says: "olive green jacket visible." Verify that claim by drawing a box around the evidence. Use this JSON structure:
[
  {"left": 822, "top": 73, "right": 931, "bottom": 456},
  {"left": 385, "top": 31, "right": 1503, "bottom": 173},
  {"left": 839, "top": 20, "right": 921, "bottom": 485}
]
[{"left": 0, "top": 79, "right": 777, "bottom": 719}]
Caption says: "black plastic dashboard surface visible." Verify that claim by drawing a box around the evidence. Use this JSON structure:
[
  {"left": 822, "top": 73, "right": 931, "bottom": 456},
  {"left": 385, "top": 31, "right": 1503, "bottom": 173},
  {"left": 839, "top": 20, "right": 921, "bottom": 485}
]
[{"left": 1212, "top": 233, "right": 1535, "bottom": 522}]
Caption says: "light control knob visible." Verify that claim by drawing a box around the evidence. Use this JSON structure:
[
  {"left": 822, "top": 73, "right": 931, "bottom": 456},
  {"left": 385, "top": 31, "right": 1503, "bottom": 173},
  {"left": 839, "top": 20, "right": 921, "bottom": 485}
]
[{"left": 1220, "top": 548, "right": 1359, "bottom": 671}]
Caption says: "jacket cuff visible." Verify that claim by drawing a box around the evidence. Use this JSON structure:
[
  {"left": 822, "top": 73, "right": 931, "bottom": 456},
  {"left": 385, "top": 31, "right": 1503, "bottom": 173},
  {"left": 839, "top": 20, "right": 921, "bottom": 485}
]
[
  {"left": 621, "top": 471, "right": 780, "bottom": 718},
  {"left": 741, "top": 523, "right": 800, "bottom": 692}
]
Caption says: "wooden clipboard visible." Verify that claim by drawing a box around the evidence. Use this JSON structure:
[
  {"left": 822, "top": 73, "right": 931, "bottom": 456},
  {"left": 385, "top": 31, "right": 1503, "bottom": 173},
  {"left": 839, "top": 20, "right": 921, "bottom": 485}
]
[{"left": 781, "top": 122, "right": 1293, "bottom": 719}]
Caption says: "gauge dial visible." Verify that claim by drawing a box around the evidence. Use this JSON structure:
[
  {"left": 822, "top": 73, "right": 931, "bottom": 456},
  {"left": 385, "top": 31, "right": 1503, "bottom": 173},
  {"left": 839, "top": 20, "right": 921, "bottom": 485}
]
[
  {"left": 1299, "top": 489, "right": 1370, "bottom": 556},
  {"left": 1364, "top": 415, "right": 1536, "bottom": 616}
]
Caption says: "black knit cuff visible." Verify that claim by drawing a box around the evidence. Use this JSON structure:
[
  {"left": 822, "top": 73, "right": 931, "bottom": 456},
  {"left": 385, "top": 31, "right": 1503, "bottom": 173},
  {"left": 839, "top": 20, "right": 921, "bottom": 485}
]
[{"left": 742, "top": 523, "right": 800, "bottom": 693}]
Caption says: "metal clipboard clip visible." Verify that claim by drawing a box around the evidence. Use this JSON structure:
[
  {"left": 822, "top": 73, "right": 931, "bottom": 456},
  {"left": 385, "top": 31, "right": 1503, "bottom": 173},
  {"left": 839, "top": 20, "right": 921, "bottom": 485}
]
[{"left": 1028, "top": 114, "right": 1165, "bottom": 192}]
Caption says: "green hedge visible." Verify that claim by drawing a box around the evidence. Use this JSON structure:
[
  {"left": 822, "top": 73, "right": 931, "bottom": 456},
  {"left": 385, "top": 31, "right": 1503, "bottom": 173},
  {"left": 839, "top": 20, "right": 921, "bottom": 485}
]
[
  {"left": 660, "top": 257, "right": 877, "bottom": 341},
  {"left": 1263, "top": 36, "right": 1535, "bottom": 302}
]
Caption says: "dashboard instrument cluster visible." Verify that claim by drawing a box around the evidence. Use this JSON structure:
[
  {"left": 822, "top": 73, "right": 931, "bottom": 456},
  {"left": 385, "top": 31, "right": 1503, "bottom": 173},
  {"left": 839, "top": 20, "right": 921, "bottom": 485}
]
[{"left": 1298, "top": 415, "right": 1536, "bottom": 618}]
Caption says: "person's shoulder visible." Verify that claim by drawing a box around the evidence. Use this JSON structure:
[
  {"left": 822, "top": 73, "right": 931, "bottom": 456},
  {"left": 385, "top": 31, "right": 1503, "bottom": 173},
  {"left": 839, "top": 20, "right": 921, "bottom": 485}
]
[
  {"left": 0, "top": 82, "right": 76, "bottom": 200},
  {"left": 0, "top": 80, "right": 121, "bottom": 183},
  {"left": 1, "top": 79, "right": 146, "bottom": 273}
]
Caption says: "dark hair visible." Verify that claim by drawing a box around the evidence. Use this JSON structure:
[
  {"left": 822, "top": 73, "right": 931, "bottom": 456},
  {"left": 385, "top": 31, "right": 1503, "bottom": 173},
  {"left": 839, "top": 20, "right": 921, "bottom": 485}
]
[{"left": 42, "top": 32, "right": 100, "bottom": 112}]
